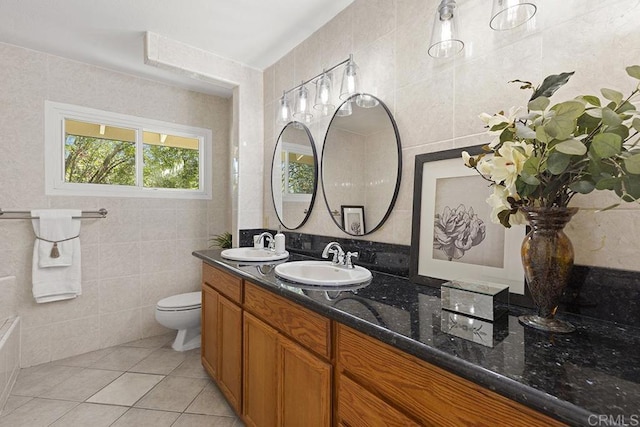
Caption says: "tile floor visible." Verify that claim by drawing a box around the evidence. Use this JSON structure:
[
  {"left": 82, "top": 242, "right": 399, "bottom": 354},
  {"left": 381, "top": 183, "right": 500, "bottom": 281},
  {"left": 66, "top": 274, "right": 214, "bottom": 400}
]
[{"left": 0, "top": 334, "right": 244, "bottom": 427}]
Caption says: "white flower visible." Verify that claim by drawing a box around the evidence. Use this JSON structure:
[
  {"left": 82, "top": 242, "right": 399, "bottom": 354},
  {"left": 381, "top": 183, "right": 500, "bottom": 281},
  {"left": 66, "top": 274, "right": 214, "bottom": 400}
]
[
  {"left": 486, "top": 185, "right": 526, "bottom": 226},
  {"left": 479, "top": 107, "right": 527, "bottom": 148},
  {"left": 489, "top": 141, "right": 534, "bottom": 192},
  {"left": 462, "top": 151, "right": 472, "bottom": 167}
]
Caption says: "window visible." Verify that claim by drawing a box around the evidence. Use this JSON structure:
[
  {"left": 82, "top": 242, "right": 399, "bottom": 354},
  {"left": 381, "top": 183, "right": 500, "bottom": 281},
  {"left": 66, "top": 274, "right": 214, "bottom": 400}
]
[
  {"left": 280, "top": 142, "right": 315, "bottom": 202},
  {"left": 45, "top": 101, "right": 212, "bottom": 199}
]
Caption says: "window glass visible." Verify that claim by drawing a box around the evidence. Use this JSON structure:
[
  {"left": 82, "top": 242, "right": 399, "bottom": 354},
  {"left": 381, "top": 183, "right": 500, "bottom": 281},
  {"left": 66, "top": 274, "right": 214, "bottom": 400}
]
[
  {"left": 143, "top": 132, "right": 200, "bottom": 190},
  {"left": 46, "top": 102, "right": 212, "bottom": 199},
  {"left": 64, "top": 119, "right": 136, "bottom": 186}
]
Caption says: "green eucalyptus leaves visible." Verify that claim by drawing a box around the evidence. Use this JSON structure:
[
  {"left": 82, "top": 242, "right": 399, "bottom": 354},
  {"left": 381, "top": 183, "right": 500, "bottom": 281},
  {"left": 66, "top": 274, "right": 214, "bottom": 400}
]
[{"left": 464, "top": 66, "right": 640, "bottom": 228}]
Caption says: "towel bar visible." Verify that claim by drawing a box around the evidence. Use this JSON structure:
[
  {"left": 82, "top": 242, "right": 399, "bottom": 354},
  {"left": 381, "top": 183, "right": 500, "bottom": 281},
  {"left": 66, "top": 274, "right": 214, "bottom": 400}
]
[{"left": 0, "top": 208, "right": 108, "bottom": 219}]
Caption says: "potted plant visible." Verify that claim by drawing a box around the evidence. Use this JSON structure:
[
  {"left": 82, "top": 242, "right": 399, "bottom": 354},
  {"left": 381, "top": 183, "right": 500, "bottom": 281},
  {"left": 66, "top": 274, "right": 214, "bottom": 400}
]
[{"left": 463, "top": 65, "right": 640, "bottom": 332}]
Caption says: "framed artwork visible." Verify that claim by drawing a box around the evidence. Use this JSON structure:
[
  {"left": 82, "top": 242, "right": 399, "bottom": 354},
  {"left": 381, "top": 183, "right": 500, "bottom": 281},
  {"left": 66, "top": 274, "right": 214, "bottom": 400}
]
[
  {"left": 341, "top": 205, "right": 366, "bottom": 235},
  {"left": 409, "top": 146, "right": 530, "bottom": 306}
]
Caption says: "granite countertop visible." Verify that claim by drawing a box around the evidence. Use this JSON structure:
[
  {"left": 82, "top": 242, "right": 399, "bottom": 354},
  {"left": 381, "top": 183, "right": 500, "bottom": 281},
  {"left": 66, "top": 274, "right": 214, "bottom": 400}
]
[{"left": 193, "top": 249, "right": 640, "bottom": 427}]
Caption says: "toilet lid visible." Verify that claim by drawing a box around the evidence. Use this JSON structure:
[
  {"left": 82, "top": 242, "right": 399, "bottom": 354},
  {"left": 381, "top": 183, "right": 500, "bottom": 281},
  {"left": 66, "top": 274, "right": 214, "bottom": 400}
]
[{"left": 157, "top": 291, "right": 201, "bottom": 310}]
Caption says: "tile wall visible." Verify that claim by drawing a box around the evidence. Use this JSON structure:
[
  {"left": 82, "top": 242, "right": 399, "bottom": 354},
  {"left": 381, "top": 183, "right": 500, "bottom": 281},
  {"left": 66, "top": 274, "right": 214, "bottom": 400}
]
[
  {"left": 262, "top": 0, "right": 640, "bottom": 272},
  {"left": 0, "top": 42, "right": 231, "bottom": 367}
]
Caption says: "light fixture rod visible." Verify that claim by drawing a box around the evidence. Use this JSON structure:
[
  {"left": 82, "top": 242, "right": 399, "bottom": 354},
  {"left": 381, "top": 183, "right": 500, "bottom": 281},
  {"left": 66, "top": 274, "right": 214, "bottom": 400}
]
[{"left": 282, "top": 55, "right": 352, "bottom": 96}]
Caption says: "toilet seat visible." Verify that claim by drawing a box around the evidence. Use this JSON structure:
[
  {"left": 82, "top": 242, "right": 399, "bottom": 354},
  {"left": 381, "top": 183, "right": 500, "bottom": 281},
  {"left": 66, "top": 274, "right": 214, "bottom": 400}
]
[{"left": 156, "top": 291, "right": 201, "bottom": 311}]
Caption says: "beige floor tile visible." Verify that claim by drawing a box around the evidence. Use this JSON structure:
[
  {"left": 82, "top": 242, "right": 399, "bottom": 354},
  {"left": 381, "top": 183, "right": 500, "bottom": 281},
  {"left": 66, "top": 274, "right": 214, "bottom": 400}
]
[
  {"left": 134, "top": 375, "right": 208, "bottom": 412},
  {"left": 0, "top": 395, "right": 32, "bottom": 417},
  {"left": 51, "top": 348, "right": 116, "bottom": 368},
  {"left": 89, "top": 346, "right": 155, "bottom": 371},
  {"left": 170, "top": 352, "right": 209, "bottom": 378},
  {"left": 121, "top": 334, "right": 174, "bottom": 349},
  {"left": 110, "top": 408, "right": 180, "bottom": 427},
  {"left": 234, "top": 419, "right": 246, "bottom": 427},
  {"left": 40, "top": 368, "right": 123, "bottom": 401},
  {"left": 0, "top": 398, "right": 77, "bottom": 427},
  {"left": 11, "top": 365, "right": 83, "bottom": 397},
  {"left": 49, "top": 403, "right": 128, "bottom": 427},
  {"left": 86, "top": 372, "right": 164, "bottom": 406},
  {"left": 129, "top": 348, "right": 187, "bottom": 375},
  {"left": 172, "top": 413, "right": 237, "bottom": 427},
  {"left": 186, "top": 383, "right": 234, "bottom": 417}
]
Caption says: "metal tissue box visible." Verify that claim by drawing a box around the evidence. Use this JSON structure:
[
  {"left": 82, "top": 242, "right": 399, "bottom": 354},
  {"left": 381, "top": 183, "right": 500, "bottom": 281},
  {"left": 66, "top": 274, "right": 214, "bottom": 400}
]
[
  {"left": 440, "top": 310, "right": 509, "bottom": 348},
  {"left": 440, "top": 280, "right": 509, "bottom": 321}
]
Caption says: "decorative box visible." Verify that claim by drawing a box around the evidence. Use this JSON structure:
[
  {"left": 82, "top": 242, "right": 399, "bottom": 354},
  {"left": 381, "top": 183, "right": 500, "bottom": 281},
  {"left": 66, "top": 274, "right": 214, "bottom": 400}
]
[
  {"left": 440, "top": 310, "right": 509, "bottom": 348},
  {"left": 440, "top": 280, "right": 509, "bottom": 321}
]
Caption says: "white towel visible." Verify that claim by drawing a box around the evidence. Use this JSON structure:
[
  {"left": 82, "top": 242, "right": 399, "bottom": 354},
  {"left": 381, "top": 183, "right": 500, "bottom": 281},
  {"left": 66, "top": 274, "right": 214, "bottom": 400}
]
[{"left": 31, "top": 209, "right": 82, "bottom": 303}]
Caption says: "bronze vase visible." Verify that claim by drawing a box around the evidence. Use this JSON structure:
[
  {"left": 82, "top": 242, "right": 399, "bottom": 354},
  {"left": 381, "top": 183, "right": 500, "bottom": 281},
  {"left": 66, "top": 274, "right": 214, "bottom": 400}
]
[{"left": 519, "top": 206, "right": 578, "bottom": 333}]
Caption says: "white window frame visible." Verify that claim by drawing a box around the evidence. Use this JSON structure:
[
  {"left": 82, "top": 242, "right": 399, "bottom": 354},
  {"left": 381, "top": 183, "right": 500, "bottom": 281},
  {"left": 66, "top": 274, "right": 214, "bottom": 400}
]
[{"left": 45, "top": 101, "right": 213, "bottom": 199}]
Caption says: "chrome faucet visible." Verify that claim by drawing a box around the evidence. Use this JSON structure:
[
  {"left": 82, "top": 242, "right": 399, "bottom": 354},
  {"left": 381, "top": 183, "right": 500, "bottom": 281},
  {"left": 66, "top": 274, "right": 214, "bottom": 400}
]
[
  {"left": 322, "top": 242, "right": 344, "bottom": 265},
  {"left": 322, "top": 242, "right": 359, "bottom": 269},
  {"left": 254, "top": 232, "right": 275, "bottom": 250}
]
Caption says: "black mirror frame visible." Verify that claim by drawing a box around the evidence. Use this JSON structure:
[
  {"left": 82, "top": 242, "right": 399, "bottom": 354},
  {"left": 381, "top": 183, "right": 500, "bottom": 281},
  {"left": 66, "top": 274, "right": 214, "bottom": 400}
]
[
  {"left": 321, "top": 93, "right": 402, "bottom": 236},
  {"left": 270, "top": 121, "right": 319, "bottom": 230}
]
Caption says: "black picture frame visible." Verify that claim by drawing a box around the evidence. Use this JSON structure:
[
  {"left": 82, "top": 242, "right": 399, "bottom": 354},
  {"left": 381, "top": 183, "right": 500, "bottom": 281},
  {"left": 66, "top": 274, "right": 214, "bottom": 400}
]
[
  {"left": 340, "top": 205, "right": 366, "bottom": 236},
  {"left": 408, "top": 145, "right": 532, "bottom": 308}
]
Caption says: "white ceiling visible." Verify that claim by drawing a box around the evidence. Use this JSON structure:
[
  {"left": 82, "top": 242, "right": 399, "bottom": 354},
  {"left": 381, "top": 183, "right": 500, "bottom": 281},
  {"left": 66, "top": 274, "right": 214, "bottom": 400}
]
[{"left": 0, "top": 0, "right": 353, "bottom": 96}]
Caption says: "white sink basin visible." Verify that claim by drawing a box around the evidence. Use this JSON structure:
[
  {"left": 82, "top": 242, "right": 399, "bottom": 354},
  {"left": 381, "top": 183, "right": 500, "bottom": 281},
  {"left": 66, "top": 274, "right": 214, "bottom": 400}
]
[
  {"left": 275, "top": 261, "right": 372, "bottom": 287},
  {"left": 221, "top": 247, "right": 289, "bottom": 262}
]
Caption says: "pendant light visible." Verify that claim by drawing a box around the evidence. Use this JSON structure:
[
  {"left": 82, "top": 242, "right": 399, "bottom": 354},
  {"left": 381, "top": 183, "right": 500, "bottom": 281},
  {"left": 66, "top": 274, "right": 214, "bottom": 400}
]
[
  {"left": 276, "top": 91, "right": 292, "bottom": 126},
  {"left": 339, "top": 54, "right": 359, "bottom": 100},
  {"left": 293, "top": 83, "right": 312, "bottom": 123},
  {"left": 428, "top": 0, "right": 464, "bottom": 58},
  {"left": 313, "top": 71, "right": 335, "bottom": 116},
  {"left": 490, "top": 0, "right": 537, "bottom": 30}
]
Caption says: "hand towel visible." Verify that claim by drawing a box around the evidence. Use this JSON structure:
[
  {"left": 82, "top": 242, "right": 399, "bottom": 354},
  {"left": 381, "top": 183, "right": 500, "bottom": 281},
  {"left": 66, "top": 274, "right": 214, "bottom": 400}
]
[{"left": 31, "top": 209, "right": 82, "bottom": 303}]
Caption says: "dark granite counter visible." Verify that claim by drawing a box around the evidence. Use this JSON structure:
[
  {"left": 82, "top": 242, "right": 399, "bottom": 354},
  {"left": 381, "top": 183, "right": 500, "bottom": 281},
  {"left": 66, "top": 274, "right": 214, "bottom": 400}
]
[{"left": 193, "top": 249, "right": 640, "bottom": 427}]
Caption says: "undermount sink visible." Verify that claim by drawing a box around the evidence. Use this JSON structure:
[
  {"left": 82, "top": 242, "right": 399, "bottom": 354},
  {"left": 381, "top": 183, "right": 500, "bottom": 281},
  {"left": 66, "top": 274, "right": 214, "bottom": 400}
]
[
  {"left": 274, "top": 261, "right": 372, "bottom": 287},
  {"left": 221, "top": 247, "right": 289, "bottom": 262}
]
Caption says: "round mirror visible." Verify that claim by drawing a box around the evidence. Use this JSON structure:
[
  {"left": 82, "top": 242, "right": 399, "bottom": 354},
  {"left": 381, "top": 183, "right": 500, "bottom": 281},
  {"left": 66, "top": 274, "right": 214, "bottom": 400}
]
[
  {"left": 271, "top": 121, "right": 318, "bottom": 230},
  {"left": 321, "top": 94, "right": 401, "bottom": 236}
]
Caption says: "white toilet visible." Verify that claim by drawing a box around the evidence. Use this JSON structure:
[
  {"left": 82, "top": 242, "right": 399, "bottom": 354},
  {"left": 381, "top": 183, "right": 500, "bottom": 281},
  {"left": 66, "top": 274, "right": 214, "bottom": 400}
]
[{"left": 155, "top": 291, "right": 202, "bottom": 351}]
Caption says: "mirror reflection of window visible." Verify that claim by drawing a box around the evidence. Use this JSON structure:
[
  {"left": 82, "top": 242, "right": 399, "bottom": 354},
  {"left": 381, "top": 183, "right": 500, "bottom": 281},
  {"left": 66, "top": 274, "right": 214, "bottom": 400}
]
[
  {"left": 271, "top": 122, "right": 318, "bottom": 230},
  {"left": 281, "top": 143, "right": 315, "bottom": 199}
]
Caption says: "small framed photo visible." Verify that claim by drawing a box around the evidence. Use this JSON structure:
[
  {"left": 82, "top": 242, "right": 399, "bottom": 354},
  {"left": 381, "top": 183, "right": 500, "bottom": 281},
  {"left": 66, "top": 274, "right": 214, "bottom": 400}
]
[
  {"left": 409, "top": 146, "right": 531, "bottom": 306},
  {"left": 341, "top": 205, "right": 366, "bottom": 235}
]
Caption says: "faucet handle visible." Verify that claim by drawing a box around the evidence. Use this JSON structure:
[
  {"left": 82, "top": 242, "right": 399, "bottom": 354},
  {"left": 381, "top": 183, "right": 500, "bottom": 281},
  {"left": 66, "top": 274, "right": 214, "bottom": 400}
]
[{"left": 345, "top": 251, "right": 359, "bottom": 268}]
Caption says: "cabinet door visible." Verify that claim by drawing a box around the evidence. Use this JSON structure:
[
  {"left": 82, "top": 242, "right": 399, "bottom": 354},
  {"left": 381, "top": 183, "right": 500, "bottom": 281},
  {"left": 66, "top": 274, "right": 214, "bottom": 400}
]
[
  {"left": 201, "top": 284, "right": 218, "bottom": 378},
  {"left": 243, "top": 313, "right": 278, "bottom": 427},
  {"left": 218, "top": 295, "right": 243, "bottom": 414},
  {"left": 278, "top": 334, "right": 331, "bottom": 427},
  {"left": 337, "top": 374, "right": 419, "bottom": 427}
]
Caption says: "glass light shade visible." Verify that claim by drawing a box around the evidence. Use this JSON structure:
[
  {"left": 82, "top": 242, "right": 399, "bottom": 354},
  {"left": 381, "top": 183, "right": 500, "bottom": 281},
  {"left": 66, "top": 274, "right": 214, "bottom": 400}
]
[
  {"left": 293, "top": 84, "right": 313, "bottom": 123},
  {"left": 335, "top": 100, "right": 352, "bottom": 117},
  {"left": 355, "top": 94, "right": 379, "bottom": 108},
  {"left": 428, "top": 0, "right": 464, "bottom": 58},
  {"left": 314, "top": 72, "right": 335, "bottom": 116},
  {"left": 276, "top": 92, "right": 292, "bottom": 126},
  {"left": 340, "top": 55, "right": 359, "bottom": 100},
  {"left": 489, "top": 0, "right": 537, "bottom": 31}
]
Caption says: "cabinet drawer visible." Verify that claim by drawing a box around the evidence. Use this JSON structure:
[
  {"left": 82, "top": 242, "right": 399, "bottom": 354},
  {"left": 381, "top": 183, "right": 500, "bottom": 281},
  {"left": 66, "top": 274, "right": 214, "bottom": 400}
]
[
  {"left": 337, "top": 374, "right": 418, "bottom": 427},
  {"left": 336, "top": 325, "right": 565, "bottom": 427},
  {"left": 202, "top": 263, "right": 242, "bottom": 304},
  {"left": 244, "top": 281, "right": 331, "bottom": 359}
]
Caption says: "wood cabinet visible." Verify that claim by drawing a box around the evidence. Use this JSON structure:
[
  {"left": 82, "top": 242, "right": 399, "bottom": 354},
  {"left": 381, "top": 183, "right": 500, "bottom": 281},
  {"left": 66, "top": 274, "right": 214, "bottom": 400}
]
[
  {"left": 243, "top": 283, "right": 331, "bottom": 427},
  {"left": 200, "top": 261, "right": 564, "bottom": 427},
  {"left": 201, "top": 263, "right": 243, "bottom": 414},
  {"left": 243, "top": 312, "right": 278, "bottom": 427},
  {"left": 335, "top": 324, "right": 566, "bottom": 427}
]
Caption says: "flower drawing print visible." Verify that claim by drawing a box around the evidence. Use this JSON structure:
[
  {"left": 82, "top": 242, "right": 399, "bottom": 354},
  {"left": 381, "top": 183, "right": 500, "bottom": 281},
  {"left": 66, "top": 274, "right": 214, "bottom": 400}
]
[{"left": 433, "top": 204, "right": 486, "bottom": 261}]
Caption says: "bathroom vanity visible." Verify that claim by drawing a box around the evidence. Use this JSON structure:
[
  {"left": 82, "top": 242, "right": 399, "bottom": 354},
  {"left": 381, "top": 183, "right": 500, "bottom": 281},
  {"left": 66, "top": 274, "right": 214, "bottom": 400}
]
[{"left": 194, "top": 249, "right": 640, "bottom": 427}]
